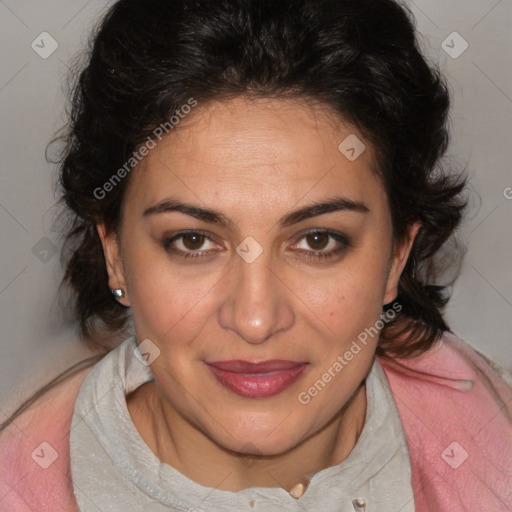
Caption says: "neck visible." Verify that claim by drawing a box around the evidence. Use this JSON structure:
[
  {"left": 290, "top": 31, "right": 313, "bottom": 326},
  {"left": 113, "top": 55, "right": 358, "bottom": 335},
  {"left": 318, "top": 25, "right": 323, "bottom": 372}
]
[{"left": 127, "top": 380, "right": 367, "bottom": 493}]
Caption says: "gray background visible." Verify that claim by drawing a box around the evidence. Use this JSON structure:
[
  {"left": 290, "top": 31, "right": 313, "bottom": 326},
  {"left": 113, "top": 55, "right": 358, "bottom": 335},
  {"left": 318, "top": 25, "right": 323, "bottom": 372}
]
[{"left": 1, "top": 0, "right": 511, "bottom": 416}]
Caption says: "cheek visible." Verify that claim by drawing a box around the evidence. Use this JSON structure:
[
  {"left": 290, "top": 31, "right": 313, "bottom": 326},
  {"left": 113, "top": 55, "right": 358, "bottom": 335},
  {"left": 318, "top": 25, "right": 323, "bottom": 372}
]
[
  {"left": 290, "top": 258, "right": 388, "bottom": 337},
  {"left": 124, "top": 247, "right": 224, "bottom": 339}
]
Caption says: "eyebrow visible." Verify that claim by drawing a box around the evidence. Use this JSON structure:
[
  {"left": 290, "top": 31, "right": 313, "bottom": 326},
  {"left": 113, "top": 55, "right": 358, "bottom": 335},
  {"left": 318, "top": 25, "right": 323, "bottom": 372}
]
[{"left": 142, "top": 196, "right": 369, "bottom": 229}]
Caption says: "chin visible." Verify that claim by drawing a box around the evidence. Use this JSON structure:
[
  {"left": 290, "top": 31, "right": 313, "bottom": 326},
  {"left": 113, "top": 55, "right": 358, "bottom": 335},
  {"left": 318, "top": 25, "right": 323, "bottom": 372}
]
[
  {"left": 210, "top": 414, "right": 313, "bottom": 457},
  {"left": 229, "top": 435, "right": 303, "bottom": 459}
]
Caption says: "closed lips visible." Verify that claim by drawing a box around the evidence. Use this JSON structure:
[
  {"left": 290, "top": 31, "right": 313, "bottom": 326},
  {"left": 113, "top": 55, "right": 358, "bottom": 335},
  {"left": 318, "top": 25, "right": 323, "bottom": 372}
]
[
  {"left": 206, "top": 360, "right": 307, "bottom": 373},
  {"left": 205, "top": 360, "right": 309, "bottom": 398}
]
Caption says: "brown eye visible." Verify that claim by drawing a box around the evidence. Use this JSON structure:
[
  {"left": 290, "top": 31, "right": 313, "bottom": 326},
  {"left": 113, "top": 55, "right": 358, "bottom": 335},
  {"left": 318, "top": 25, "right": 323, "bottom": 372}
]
[
  {"left": 305, "top": 232, "right": 330, "bottom": 251},
  {"left": 291, "top": 230, "right": 351, "bottom": 260},
  {"left": 181, "top": 232, "right": 206, "bottom": 250},
  {"left": 162, "top": 230, "right": 222, "bottom": 260}
]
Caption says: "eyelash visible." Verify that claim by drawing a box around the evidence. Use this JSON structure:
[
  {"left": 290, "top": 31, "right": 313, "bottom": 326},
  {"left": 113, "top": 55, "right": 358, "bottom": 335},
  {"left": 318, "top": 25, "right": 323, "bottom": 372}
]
[{"left": 162, "top": 229, "right": 351, "bottom": 261}]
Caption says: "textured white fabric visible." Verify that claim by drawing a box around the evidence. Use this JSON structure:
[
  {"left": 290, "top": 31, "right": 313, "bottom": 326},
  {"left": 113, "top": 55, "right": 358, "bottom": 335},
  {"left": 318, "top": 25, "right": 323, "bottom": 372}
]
[{"left": 70, "top": 336, "right": 415, "bottom": 512}]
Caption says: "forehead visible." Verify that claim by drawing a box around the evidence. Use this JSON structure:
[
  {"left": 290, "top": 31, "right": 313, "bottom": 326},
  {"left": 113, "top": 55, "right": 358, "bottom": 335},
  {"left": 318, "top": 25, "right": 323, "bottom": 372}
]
[{"left": 124, "top": 96, "right": 386, "bottom": 216}]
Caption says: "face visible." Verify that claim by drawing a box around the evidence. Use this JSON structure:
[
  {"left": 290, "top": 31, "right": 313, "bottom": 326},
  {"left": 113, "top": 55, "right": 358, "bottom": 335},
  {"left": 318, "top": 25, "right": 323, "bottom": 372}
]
[{"left": 98, "top": 96, "right": 417, "bottom": 456}]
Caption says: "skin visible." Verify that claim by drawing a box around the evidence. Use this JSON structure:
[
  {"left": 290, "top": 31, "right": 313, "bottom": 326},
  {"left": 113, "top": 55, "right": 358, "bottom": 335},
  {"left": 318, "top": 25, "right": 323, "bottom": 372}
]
[{"left": 97, "top": 95, "right": 419, "bottom": 493}]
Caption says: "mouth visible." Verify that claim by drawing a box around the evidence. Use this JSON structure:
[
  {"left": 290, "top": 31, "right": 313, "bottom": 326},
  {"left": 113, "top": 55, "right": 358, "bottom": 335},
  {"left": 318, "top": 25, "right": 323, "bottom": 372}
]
[{"left": 205, "top": 360, "right": 309, "bottom": 398}]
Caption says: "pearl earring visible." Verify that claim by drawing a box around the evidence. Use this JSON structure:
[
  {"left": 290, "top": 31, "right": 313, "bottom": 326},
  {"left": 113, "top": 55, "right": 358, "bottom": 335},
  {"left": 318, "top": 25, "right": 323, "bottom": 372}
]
[{"left": 111, "top": 288, "right": 125, "bottom": 300}]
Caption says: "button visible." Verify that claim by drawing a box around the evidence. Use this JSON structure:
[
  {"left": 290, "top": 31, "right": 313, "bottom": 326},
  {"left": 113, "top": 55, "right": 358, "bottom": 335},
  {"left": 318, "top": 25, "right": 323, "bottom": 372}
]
[
  {"left": 352, "top": 497, "right": 367, "bottom": 511},
  {"left": 289, "top": 477, "right": 310, "bottom": 499}
]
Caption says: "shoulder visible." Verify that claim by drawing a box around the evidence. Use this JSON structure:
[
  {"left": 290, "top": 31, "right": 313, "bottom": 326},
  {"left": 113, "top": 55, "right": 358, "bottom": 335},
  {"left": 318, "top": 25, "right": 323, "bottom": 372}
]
[
  {"left": 380, "top": 329, "right": 512, "bottom": 434},
  {"left": 381, "top": 329, "right": 512, "bottom": 396},
  {"left": 379, "top": 330, "right": 512, "bottom": 510},
  {"left": 0, "top": 364, "right": 93, "bottom": 511}
]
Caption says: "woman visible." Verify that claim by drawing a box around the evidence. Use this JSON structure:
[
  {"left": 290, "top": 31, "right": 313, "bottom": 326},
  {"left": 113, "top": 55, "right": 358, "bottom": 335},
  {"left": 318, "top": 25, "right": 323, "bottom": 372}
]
[{"left": 1, "top": 0, "right": 511, "bottom": 510}]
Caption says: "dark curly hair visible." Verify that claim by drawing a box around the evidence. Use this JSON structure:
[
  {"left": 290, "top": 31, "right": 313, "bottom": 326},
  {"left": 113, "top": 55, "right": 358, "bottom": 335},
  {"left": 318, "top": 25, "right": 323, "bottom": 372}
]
[{"left": 56, "top": 0, "right": 467, "bottom": 359}]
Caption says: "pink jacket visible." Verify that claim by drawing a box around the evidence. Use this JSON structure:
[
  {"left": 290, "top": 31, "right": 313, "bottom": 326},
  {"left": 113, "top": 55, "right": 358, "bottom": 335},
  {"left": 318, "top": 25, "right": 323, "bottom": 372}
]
[{"left": 1, "top": 331, "right": 511, "bottom": 511}]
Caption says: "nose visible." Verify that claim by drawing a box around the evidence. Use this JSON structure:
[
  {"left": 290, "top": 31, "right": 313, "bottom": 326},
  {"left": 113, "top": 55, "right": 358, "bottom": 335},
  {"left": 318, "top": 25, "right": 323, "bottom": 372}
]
[{"left": 217, "top": 253, "right": 295, "bottom": 345}]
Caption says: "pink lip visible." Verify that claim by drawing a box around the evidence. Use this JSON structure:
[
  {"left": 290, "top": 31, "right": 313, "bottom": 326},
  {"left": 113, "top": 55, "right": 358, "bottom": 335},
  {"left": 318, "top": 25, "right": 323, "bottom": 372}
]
[{"left": 205, "top": 360, "right": 308, "bottom": 398}]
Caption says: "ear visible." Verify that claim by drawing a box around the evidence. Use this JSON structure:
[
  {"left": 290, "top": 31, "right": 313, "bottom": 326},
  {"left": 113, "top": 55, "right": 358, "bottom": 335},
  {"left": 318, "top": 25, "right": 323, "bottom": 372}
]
[
  {"left": 96, "top": 223, "right": 130, "bottom": 306},
  {"left": 383, "top": 222, "right": 421, "bottom": 305}
]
